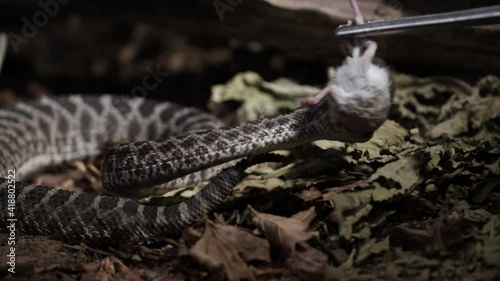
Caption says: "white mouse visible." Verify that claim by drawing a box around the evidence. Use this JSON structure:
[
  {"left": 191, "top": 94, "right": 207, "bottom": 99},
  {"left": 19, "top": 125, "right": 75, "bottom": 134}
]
[{"left": 302, "top": 0, "right": 393, "bottom": 136}]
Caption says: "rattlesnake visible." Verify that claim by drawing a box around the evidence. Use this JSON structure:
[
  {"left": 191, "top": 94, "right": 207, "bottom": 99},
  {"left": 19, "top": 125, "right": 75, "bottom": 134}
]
[{"left": 0, "top": 41, "right": 393, "bottom": 244}]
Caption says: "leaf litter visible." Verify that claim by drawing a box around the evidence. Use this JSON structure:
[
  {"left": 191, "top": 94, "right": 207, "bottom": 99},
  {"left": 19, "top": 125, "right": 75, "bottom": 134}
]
[
  {"left": 1, "top": 72, "right": 499, "bottom": 280},
  {"left": 200, "top": 72, "right": 500, "bottom": 280}
]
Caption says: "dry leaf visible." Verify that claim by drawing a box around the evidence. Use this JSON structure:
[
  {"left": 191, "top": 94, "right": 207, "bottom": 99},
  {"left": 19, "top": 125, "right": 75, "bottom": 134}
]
[
  {"left": 249, "top": 206, "right": 318, "bottom": 256},
  {"left": 209, "top": 71, "right": 318, "bottom": 123},
  {"left": 211, "top": 223, "right": 271, "bottom": 263},
  {"left": 95, "top": 257, "right": 142, "bottom": 281},
  {"left": 355, "top": 237, "right": 390, "bottom": 264},
  {"left": 284, "top": 244, "right": 329, "bottom": 281},
  {"left": 189, "top": 221, "right": 256, "bottom": 281},
  {"left": 291, "top": 207, "right": 317, "bottom": 226},
  {"left": 346, "top": 120, "right": 409, "bottom": 162}
]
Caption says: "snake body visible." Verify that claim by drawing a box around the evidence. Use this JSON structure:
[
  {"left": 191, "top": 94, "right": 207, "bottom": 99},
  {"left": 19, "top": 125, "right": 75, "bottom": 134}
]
[
  {"left": 0, "top": 43, "right": 393, "bottom": 244},
  {"left": 0, "top": 95, "right": 346, "bottom": 242},
  {"left": 0, "top": 95, "right": 233, "bottom": 243},
  {"left": 0, "top": 94, "right": 361, "bottom": 243}
]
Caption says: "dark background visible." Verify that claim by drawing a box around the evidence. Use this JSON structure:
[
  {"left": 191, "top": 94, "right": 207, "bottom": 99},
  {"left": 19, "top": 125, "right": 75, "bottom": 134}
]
[{"left": 0, "top": 0, "right": 499, "bottom": 108}]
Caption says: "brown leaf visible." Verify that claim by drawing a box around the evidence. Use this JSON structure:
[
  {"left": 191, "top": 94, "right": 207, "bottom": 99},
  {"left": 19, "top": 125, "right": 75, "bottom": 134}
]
[
  {"left": 95, "top": 257, "right": 141, "bottom": 281},
  {"left": 290, "top": 207, "right": 317, "bottom": 226},
  {"left": 298, "top": 187, "right": 322, "bottom": 202},
  {"left": 212, "top": 223, "right": 271, "bottom": 263},
  {"left": 189, "top": 221, "right": 256, "bottom": 281},
  {"left": 389, "top": 226, "right": 434, "bottom": 250},
  {"left": 402, "top": 197, "right": 440, "bottom": 219},
  {"left": 249, "top": 206, "right": 318, "bottom": 256},
  {"left": 284, "top": 244, "right": 329, "bottom": 281}
]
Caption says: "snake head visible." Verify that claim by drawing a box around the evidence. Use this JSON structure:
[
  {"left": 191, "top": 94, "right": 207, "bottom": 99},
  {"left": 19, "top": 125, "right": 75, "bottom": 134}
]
[{"left": 326, "top": 40, "right": 394, "bottom": 137}]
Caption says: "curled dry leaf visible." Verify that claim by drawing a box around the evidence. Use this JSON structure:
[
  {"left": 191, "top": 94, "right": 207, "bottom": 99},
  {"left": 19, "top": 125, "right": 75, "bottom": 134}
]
[
  {"left": 249, "top": 206, "right": 318, "bottom": 256},
  {"left": 368, "top": 149, "right": 426, "bottom": 191},
  {"left": 429, "top": 95, "right": 500, "bottom": 139},
  {"left": 291, "top": 207, "right": 317, "bottom": 226},
  {"left": 391, "top": 74, "right": 472, "bottom": 131},
  {"left": 346, "top": 120, "right": 409, "bottom": 163},
  {"left": 189, "top": 221, "right": 271, "bottom": 281},
  {"left": 211, "top": 223, "right": 271, "bottom": 263}
]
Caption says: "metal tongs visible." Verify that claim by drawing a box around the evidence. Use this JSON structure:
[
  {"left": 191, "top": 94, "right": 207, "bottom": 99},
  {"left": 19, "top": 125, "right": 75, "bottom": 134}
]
[{"left": 335, "top": 4, "right": 500, "bottom": 38}]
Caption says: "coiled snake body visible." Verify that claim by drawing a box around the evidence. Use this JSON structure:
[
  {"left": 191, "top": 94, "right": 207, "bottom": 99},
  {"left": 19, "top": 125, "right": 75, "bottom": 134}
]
[{"left": 0, "top": 42, "right": 392, "bottom": 244}]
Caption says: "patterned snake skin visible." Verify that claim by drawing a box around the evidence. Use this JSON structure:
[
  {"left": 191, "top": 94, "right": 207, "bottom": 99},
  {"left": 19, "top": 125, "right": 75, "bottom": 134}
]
[
  {"left": 0, "top": 94, "right": 364, "bottom": 243},
  {"left": 0, "top": 43, "right": 392, "bottom": 244}
]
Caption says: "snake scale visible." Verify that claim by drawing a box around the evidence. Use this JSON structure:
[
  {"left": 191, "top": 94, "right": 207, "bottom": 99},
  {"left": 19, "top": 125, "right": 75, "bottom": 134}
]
[{"left": 0, "top": 42, "right": 393, "bottom": 244}]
